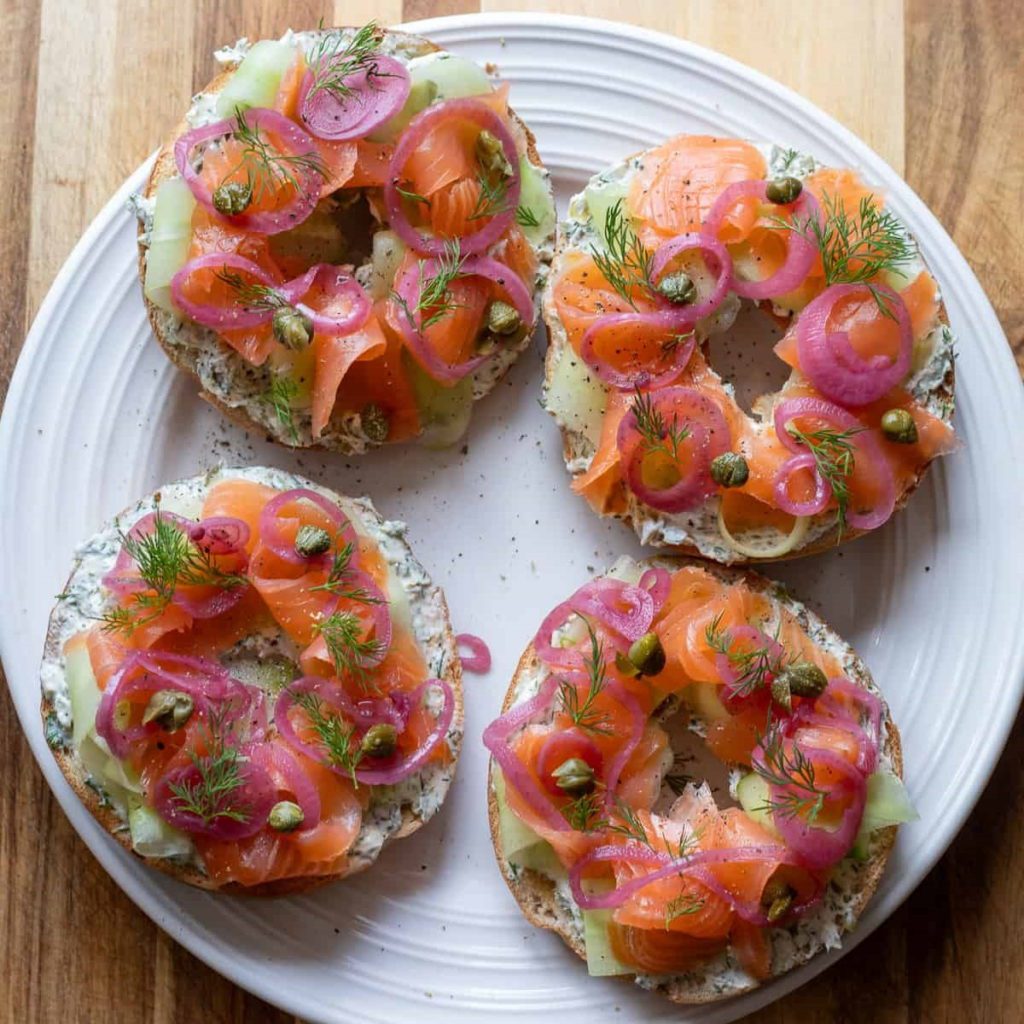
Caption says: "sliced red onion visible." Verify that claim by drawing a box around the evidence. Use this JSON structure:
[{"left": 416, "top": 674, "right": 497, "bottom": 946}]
[
  {"left": 580, "top": 313, "right": 696, "bottom": 391},
  {"left": 703, "top": 180, "right": 821, "bottom": 300},
  {"left": 188, "top": 517, "right": 250, "bottom": 555},
  {"left": 649, "top": 232, "right": 734, "bottom": 320},
  {"left": 299, "top": 53, "right": 411, "bottom": 141},
  {"left": 257, "top": 488, "right": 357, "bottom": 568},
  {"left": 617, "top": 387, "right": 731, "bottom": 513},
  {"left": 280, "top": 263, "right": 373, "bottom": 337},
  {"left": 248, "top": 741, "right": 321, "bottom": 830},
  {"left": 170, "top": 253, "right": 283, "bottom": 330},
  {"left": 482, "top": 674, "right": 570, "bottom": 833},
  {"left": 384, "top": 98, "right": 520, "bottom": 256},
  {"left": 796, "top": 283, "right": 912, "bottom": 406},
  {"left": 570, "top": 578, "right": 654, "bottom": 643},
  {"left": 773, "top": 397, "right": 896, "bottom": 530},
  {"left": 638, "top": 567, "right": 671, "bottom": 614},
  {"left": 456, "top": 633, "right": 492, "bottom": 674},
  {"left": 601, "top": 681, "right": 644, "bottom": 809},
  {"left": 391, "top": 253, "right": 534, "bottom": 384},
  {"left": 773, "top": 452, "right": 832, "bottom": 517},
  {"left": 174, "top": 108, "right": 322, "bottom": 233},
  {"left": 154, "top": 750, "right": 276, "bottom": 840}
]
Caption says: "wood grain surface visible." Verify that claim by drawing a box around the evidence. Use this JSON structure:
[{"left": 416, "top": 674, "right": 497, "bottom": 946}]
[{"left": 1, "top": 1, "right": 1021, "bottom": 1022}]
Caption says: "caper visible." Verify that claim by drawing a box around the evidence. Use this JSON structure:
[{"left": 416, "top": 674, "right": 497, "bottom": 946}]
[
  {"left": 551, "top": 757, "right": 596, "bottom": 796},
  {"left": 762, "top": 880, "right": 796, "bottom": 923},
  {"left": 142, "top": 689, "right": 194, "bottom": 732},
  {"left": 212, "top": 180, "right": 253, "bottom": 216},
  {"left": 657, "top": 271, "right": 697, "bottom": 305},
  {"left": 294, "top": 524, "right": 332, "bottom": 558},
  {"left": 475, "top": 129, "right": 512, "bottom": 178},
  {"left": 627, "top": 631, "right": 666, "bottom": 677},
  {"left": 361, "top": 402, "right": 390, "bottom": 444},
  {"left": 880, "top": 408, "right": 918, "bottom": 445},
  {"left": 765, "top": 177, "right": 803, "bottom": 205},
  {"left": 272, "top": 306, "right": 314, "bottom": 350},
  {"left": 268, "top": 800, "right": 305, "bottom": 832},
  {"left": 710, "top": 451, "right": 750, "bottom": 488},
  {"left": 486, "top": 300, "right": 521, "bottom": 336},
  {"left": 361, "top": 723, "right": 398, "bottom": 759},
  {"left": 778, "top": 662, "right": 829, "bottom": 699}
]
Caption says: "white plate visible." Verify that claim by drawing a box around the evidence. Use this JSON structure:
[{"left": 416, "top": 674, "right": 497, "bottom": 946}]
[{"left": 3, "top": 12, "right": 1023, "bottom": 1023}]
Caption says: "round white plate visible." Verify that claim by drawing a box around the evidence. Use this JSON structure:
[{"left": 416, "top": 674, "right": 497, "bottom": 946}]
[{"left": 3, "top": 13, "right": 1023, "bottom": 1023}]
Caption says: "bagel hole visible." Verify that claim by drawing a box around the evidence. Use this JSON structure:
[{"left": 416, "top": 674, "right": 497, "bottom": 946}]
[
  {"left": 655, "top": 702, "right": 738, "bottom": 815},
  {"left": 704, "top": 301, "right": 792, "bottom": 418}
]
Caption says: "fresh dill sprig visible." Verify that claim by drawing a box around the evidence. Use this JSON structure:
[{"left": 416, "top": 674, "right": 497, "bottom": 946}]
[
  {"left": 629, "top": 388, "right": 690, "bottom": 460},
  {"left": 309, "top": 541, "right": 384, "bottom": 604},
  {"left": 306, "top": 22, "right": 388, "bottom": 104},
  {"left": 753, "top": 727, "right": 826, "bottom": 822},
  {"left": 664, "top": 891, "right": 706, "bottom": 928},
  {"left": 607, "top": 798, "right": 651, "bottom": 846},
  {"left": 99, "top": 508, "right": 246, "bottom": 635},
  {"left": 557, "top": 622, "right": 612, "bottom": 735},
  {"left": 785, "top": 424, "right": 864, "bottom": 537},
  {"left": 778, "top": 190, "right": 917, "bottom": 317},
  {"left": 165, "top": 709, "right": 251, "bottom": 825},
  {"left": 704, "top": 613, "right": 785, "bottom": 698},
  {"left": 395, "top": 183, "right": 431, "bottom": 207},
  {"left": 468, "top": 165, "right": 512, "bottom": 222},
  {"left": 562, "top": 789, "right": 607, "bottom": 832},
  {"left": 213, "top": 268, "right": 288, "bottom": 312},
  {"left": 390, "top": 240, "right": 467, "bottom": 330},
  {"left": 227, "top": 105, "right": 326, "bottom": 202},
  {"left": 290, "top": 688, "right": 364, "bottom": 784},
  {"left": 590, "top": 198, "right": 655, "bottom": 308},
  {"left": 315, "top": 610, "right": 385, "bottom": 687},
  {"left": 514, "top": 204, "right": 540, "bottom": 228},
  {"left": 262, "top": 376, "right": 300, "bottom": 442}
]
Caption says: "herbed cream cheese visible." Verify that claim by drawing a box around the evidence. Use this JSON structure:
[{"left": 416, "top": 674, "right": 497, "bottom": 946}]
[
  {"left": 545, "top": 142, "right": 957, "bottom": 563},
  {"left": 40, "top": 465, "right": 461, "bottom": 871}
]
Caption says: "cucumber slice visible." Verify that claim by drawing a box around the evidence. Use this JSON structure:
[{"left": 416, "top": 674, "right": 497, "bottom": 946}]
[
  {"left": 852, "top": 770, "right": 918, "bottom": 859},
  {"left": 543, "top": 341, "right": 607, "bottom": 447},
  {"left": 128, "top": 799, "right": 193, "bottom": 859},
  {"left": 268, "top": 346, "right": 315, "bottom": 406},
  {"left": 364, "top": 229, "right": 407, "bottom": 301},
  {"left": 144, "top": 178, "right": 196, "bottom": 312},
  {"left": 493, "top": 770, "right": 545, "bottom": 862},
  {"left": 406, "top": 353, "right": 474, "bottom": 449},
  {"left": 684, "top": 681, "right": 730, "bottom": 724},
  {"left": 66, "top": 642, "right": 101, "bottom": 749},
  {"left": 583, "top": 908, "right": 633, "bottom": 976},
  {"left": 215, "top": 39, "right": 296, "bottom": 117},
  {"left": 584, "top": 177, "right": 629, "bottom": 247},
  {"left": 516, "top": 158, "right": 556, "bottom": 246},
  {"left": 736, "top": 772, "right": 776, "bottom": 833}
]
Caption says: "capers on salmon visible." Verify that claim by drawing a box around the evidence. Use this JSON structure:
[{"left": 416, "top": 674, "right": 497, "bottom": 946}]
[
  {"left": 475, "top": 129, "right": 512, "bottom": 178},
  {"left": 627, "top": 631, "right": 666, "bottom": 677},
  {"left": 777, "top": 662, "right": 829, "bottom": 700},
  {"left": 765, "top": 177, "right": 803, "bottom": 205},
  {"left": 486, "top": 299, "right": 521, "bottom": 336},
  {"left": 880, "top": 408, "right": 918, "bottom": 444},
  {"left": 294, "top": 524, "right": 332, "bottom": 558},
  {"left": 710, "top": 451, "right": 750, "bottom": 488},
  {"left": 212, "top": 180, "right": 253, "bottom": 216},
  {"left": 551, "top": 757, "right": 596, "bottom": 796},
  {"left": 272, "top": 306, "right": 313, "bottom": 350},
  {"left": 762, "top": 880, "right": 796, "bottom": 922},
  {"left": 361, "top": 723, "right": 398, "bottom": 759},
  {"left": 142, "top": 689, "right": 194, "bottom": 731},
  {"left": 657, "top": 271, "right": 697, "bottom": 305},
  {"left": 361, "top": 402, "right": 390, "bottom": 444},
  {"left": 268, "top": 800, "right": 305, "bottom": 832}
]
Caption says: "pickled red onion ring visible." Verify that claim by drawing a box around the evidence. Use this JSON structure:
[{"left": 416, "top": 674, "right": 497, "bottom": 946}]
[
  {"left": 796, "top": 283, "right": 913, "bottom": 406},
  {"left": 188, "top": 517, "right": 251, "bottom": 555},
  {"left": 570, "top": 578, "right": 654, "bottom": 643},
  {"left": 257, "top": 488, "right": 357, "bottom": 567},
  {"left": 170, "top": 253, "right": 283, "bottom": 330},
  {"left": 773, "top": 396, "right": 895, "bottom": 530},
  {"left": 648, "top": 232, "right": 734, "bottom": 321},
  {"left": 298, "top": 53, "right": 410, "bottom": 141},
  {"left": 457, "top": 633, "right": 492, "bottom": 673},
  {"left": 279, "top": 263, "right": 373, "bottom": 337},
  {"left": 616, "top": 387, "right": 731, "bottom": 514},
  {"left": 174, "top": 108, "right": 322, "bottom": 234},
  {"left": 703, "top": 180, "right": 821, "bottom": 300},
  {"left": 637, "top": 567, "right": 671, "bottom": 613},
  {"left": 391, "top": 253, "right": 534, "bottom": 384},
  {"left": 601, "top": 680, "right": 644, "bottom": 809},
  {"left": 384, "top": 98, "right": 520, "bottom": 256},
  {"left": 773, "top": 452, "right": 832, "bottom": 517},
  {"left": 248, "top": 741, "right": 321, "bottom": 831},
  {"left": 580, "top": 313, "right": 696, "bottom": 390}
]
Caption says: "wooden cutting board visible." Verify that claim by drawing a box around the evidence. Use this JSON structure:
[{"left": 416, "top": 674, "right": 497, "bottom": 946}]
[{"left": 1, "top": 2, "right": 1021, "bottom": 1022}]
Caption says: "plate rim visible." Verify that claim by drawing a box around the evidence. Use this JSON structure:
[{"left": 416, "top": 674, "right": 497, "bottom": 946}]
[{"left": 2, "top": 11, "right": 1023, "bottom": 1022}]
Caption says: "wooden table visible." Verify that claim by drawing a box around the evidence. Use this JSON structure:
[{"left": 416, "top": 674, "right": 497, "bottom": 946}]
[{"left": 2, "top": 1, "right": 1021, "bottom": 1021}]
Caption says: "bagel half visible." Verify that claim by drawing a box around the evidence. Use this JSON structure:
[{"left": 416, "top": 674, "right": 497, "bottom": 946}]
[
  {"left": 134, "top": 26, "right": 554, "bottom": 453},
  {"left": 40, "top": 466, "right": 463, "bottom": 895},
  {"left": 487, "top": 555, "right": 904, "bottom": 1003},
  {"left": 541, "top": 137, "right": 956, "bottom": 563}
]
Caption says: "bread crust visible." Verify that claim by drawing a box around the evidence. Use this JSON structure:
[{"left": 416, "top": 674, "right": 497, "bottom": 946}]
[
  {"left": 40, "top": 469, "right": 463, "bottom": 896},
  {"left": 139, "top": 28, "right": 549, "bottom": 453},
  {"left": 487, "top": 556, "right": 903, "bottom": 1002},
  {"left": 540, "top": 143, "right": 956, "bottom": 563}
]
